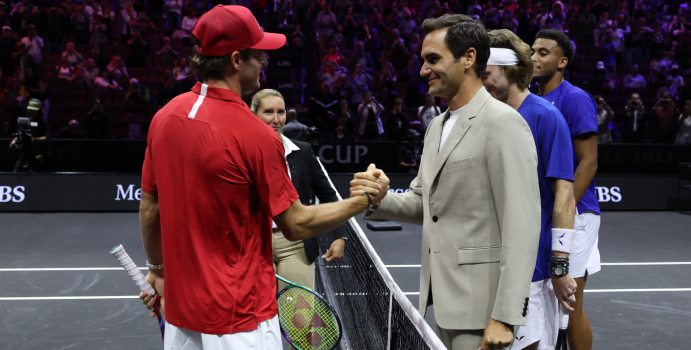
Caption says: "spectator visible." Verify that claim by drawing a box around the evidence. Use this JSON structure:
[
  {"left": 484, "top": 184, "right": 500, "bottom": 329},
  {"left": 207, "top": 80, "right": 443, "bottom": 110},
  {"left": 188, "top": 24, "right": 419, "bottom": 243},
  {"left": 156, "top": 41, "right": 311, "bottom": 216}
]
[
  {"left": 622, "top": 93, "right": 647, "bottom": 143},
  {"left": 626, "top": 22, "right": 649, "bottom": 68},
  {"left": 594, "top": 12, "right": 612, "bottom": 47},
  {"left": 69, "top": 64, "right": 90, "bottom": 90},
  {"left": 120, "top": 0, "right": 137, "bottom": 44},
  {"left": 341, "top": 6, "right": 357, "bottom": 50},
  {"left": 0, "top": 26, "right": 17, "bottom": 77},
  {"left": 58, "top": 119, "right": 86, "bottom": 138},
  {"left": 158, "top": 69, "right": 179, "bottom": 106},
  {"left": 94, "top": 70, "right": 121, "bottom": 90},
  {"left": 72, "top": 3, "right": 90, "bottom": 44},
  {"left": 0, "top": 78, "right": 22, "bottom": 106},
  {"left": 600, "top": 31, "right": 616, "bottom": 72},
  {"left": 364, "top": 28, "right": 384, "bottom": 70},
  {"left": 652, "top": 93, "right": 680, "bottom": 143},
  {"left": 322, "top": 45, "right": 345, "bottom": 75},
  {"left": 623, "top": 65, "right": 646, "bottom": 89},
  {"left": 668, "top": 15, "right": 685, "bottom": 42},
  {"left": 347, "top": 41, "right": 374, "bottom": 74},
  {"left": 88, "top": 44, "right": 106, "bottom": 70},
  {"left": 335, "top": 99, "right": 355, "bottom": 141},
  {"left": 9, "top": 3, "right": 28, "bottom": 35},
  {"left": 466, "top": 0, "right": 482, "bottom": 17},
  {"left": 172, "top": 57, "right": 189, "bottom": 80},
  {"left": 156, "top": 36, "right": 180, "bottom": 59},
  {"left": 180, "top": 66, "right": 201, "bottom": 92},
  {"left": 676, "top": 101, "right": 691, "bottom": 144},
  {"left": 658, "top": 50, "right": 677, "bottom": 75},
  {"left": 331, "top": 73, "right": 352, "bottom": 105},
  {"left": 648, "top": 53, "right": 665, "bottom": 87},
  {"left": 386, "top": 36, "right": 410, "bottom": 73},
  {"left": 397, "top": 129, "right": 421, "bottom": 174},
  {"left": 8, "top": 99, "right": 49, "bottom": 170},
  {"left": 20, "top": 24, "right": 43, "bottom": 71},
  {"left": 282, "top": 109, "right": 310, "bottom": 142},
  {"left": 418, "top": 93, "right": 441, "bottom": 133},
  {"left": 12, "top": 41, "right": 30, "bottom": 82},
  {"left": 607, "top": 71, "right": 620, "bottom": 92},
  {"left": 82, "top": 58, "right": 100, "bottom": 85},
  {"left": 165, "top": 0, "right": 183, "bottom": 34},
  {"left": 318, "top": 61, "right": 347, "bottom": 86},
  {"left": 181, "top": 8, "right": 198, "bottom": 46},
  {"left": 127, "top": 24, "right": 148, "bottom": 67},
  {"left": 289, "top": 31, "right": 307, "bottom": 105},
  {"left": 97, "top": 0, "right": 115, "bottom": 44},
  {"left": 578, "top": 6, "right": 596, "bottom": 42},
  {"left": 56, "top": 59, "right": 74, "bottom": 80},
  {"left": 384, "top": 98, "right": 409, "bottom": 141},
  {"left": 501, "top": 10, "right": 519, "bottom": 33},
  {"left": 310, "top": 82, "right": 338, "bottom": 138},
  {"left": 131, "top": 11, "right": 156, "bottom": 41},
  {"left": 409, "top": 32, "right": 422, "bottom": 54},
  {"left": 107, "top": 56, "right": 129, "bottom": 82},
  {"left": 594, "top": 95, "right": 614, "bottom": 143},
  {"left": 86, "top": 95, "right": 110, "bottom": 138},
  {"left": 656, "top": 77, "right": 678, "bottom": 101},
  {"left": 668, "top": 66, "right": 684, "bottom": 90},
  {"left": 404, "top": 54, "right": 425, "bottom": 107},
  {"left": 90, "top": 15, "right": 108, "bottom": 46},
  {"left": 397, "top": 7, "right": 417, "bottom": 39},
  {"left": 124, "top": 78, "right": 152, "bottom": 109},
  {"left": 357, "top": 90, "right": 384, "bottom": 141},
  {"left": 350, "top": 63, "right": 373, "bottom": 112},
  {"left": 61, "top": 42, "right": 85, "bottom": 67}
]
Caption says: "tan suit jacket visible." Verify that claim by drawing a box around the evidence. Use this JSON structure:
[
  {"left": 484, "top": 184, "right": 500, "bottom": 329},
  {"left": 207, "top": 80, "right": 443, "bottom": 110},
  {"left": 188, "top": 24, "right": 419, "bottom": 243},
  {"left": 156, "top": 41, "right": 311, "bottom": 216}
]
[{"left": 365, "top": 87, "right": 541, "bottom": 330}]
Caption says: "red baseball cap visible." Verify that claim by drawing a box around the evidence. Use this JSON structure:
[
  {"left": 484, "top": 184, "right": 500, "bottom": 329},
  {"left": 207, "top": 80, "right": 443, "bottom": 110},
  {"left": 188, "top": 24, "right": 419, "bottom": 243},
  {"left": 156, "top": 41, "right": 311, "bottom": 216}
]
[{"left": 192, "top": 5, "right": 286, "bottom": 57}]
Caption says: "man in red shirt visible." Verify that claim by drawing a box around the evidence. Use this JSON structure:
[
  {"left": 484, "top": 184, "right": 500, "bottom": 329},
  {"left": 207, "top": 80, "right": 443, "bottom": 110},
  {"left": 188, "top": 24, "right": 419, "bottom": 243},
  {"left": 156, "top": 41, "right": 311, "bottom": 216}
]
[{"left": 138, "top": 6, "right": 387, "bottom": 349}]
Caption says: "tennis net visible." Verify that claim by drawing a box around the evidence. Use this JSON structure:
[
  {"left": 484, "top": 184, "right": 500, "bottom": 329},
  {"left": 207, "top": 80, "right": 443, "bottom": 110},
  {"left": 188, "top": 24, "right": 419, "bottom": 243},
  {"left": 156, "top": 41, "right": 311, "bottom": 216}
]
[{"left": 313, "top": 165, "right": 446, "bottom": 350}]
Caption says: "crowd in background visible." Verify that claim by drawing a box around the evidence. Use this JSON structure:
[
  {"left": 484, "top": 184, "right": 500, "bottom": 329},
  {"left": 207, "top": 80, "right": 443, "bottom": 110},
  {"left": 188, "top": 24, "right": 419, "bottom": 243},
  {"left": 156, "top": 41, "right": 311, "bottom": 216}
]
[{"left": 0, "top": 0, "right": 690, "bottom": 145}]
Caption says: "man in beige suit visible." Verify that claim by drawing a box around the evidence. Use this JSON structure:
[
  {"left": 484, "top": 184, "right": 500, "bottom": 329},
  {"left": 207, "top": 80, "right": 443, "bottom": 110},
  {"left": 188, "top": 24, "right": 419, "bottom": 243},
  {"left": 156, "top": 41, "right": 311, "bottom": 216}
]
[{"left": 350, "top": 14, "right": 541, "bottom": 350}]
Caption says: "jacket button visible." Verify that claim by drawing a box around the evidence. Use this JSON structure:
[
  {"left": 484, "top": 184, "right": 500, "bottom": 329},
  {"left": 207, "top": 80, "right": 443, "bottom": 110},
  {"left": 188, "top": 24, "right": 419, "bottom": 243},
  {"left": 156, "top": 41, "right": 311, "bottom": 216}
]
[{"left": 432, "top": 216, "right": 438, "bottom": 222}]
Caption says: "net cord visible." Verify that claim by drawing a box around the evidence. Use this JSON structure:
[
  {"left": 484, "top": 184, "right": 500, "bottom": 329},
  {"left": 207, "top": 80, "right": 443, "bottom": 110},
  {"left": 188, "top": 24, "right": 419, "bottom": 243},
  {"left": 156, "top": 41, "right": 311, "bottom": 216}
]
[{"left": 315, "top": 159, "right": 447, "bottom": 350}]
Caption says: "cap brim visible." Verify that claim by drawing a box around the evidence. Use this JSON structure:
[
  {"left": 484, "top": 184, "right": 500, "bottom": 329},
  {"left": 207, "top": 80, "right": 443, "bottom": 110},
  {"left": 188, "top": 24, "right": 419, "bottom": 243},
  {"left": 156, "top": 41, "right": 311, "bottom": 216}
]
[{"left": 250, "top": 32, "right": 286, "bottom": 50}]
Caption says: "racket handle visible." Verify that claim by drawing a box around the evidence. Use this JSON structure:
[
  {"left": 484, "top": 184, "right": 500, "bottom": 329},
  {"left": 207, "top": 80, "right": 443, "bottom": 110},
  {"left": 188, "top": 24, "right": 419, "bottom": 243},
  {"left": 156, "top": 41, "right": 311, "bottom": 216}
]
[
  {"left": 110, "top": 244, "right": 157, "bottom": 296},
  {"left": 558, "top": 305, "right": 570, "bottom": 330}
]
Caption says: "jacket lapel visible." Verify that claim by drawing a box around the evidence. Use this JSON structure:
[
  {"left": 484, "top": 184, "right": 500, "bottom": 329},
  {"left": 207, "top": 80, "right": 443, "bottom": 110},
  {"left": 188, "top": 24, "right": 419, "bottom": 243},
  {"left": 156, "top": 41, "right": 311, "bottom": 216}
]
[
  {"left": 431, "top": 87, "right": 492, "bottom": 178},
  {"left": 286, "top": 151, "right": 300, "bottom": 190}
]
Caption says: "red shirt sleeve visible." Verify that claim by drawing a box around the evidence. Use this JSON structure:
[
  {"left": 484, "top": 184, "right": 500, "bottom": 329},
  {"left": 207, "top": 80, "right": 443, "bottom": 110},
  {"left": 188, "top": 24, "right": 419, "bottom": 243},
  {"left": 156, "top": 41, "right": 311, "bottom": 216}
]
[{"left": 244, "top": 129, "right": 299, "bottom": 217}]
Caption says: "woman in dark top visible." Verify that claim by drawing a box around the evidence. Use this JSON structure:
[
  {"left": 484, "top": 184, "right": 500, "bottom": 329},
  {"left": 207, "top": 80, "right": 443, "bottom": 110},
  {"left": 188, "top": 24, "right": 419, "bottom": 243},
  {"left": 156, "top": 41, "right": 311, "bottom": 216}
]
[{"left": 158, "top": 69, "right": 179, "bottom": 106}]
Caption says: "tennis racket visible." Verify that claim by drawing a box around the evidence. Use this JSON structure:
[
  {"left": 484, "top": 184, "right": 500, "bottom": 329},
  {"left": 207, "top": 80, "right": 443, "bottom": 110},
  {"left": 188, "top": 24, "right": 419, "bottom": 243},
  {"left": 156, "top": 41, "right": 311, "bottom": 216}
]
[
  {"left": 110, "top": 244, "right": 165, "bottom": 342},
  {"left": 276, "top": 275, "right": 342, "bottom": 350},
  {"left": 555, "top": 305, "right": 569, "bottom": 350}
]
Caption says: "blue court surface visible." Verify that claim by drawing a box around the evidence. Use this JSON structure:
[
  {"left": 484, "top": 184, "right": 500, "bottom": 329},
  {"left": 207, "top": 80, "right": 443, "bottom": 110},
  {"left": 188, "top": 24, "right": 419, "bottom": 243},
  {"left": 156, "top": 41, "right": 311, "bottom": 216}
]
[{"left": 0, "top": 211, "right": 689, "bottom": 350}]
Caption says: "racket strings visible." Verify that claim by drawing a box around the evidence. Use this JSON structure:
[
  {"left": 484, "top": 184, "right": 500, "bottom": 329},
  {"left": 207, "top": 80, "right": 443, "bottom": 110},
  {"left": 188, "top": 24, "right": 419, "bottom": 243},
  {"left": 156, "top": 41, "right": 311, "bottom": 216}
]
[{"left": 277, "top": 287, "right": 341, "bottom": 350}]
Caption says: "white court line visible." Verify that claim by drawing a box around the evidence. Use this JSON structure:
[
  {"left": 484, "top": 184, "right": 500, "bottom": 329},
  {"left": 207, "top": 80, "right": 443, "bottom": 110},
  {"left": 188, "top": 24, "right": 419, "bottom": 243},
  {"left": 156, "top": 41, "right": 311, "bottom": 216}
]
[
  {"left": 385, "top": 262, "right": 691, "bottom": 268},
  {"left": 398, "top": 288, "right": 691, "bottom": 296}
]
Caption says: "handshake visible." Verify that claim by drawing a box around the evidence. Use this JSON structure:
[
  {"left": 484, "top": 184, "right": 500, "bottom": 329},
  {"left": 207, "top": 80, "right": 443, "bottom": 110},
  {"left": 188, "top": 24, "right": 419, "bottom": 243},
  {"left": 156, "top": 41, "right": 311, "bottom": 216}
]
[{"left": 350, "top": 164, "right": 391, "bottom": 210}]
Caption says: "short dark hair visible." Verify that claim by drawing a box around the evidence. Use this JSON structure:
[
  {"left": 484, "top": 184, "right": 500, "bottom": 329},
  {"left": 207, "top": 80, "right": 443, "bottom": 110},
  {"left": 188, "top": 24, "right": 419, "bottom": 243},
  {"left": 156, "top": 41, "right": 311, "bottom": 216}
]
[
  {"left": 534, "top": 29, "right": 574, "bottom": 65},
  {"left": 421, "top": 14, "right": 490, "bottom": 78},
  {"left": 188, "top": 36, "right": 252, "bottom": 81}
]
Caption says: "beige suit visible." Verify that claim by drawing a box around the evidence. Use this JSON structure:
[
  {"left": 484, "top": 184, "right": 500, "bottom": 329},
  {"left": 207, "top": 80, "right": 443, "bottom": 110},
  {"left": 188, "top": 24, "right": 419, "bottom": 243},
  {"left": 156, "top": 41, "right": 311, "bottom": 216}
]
[{"left": 365, "top": 87, "right": 541, "bottom": 330}]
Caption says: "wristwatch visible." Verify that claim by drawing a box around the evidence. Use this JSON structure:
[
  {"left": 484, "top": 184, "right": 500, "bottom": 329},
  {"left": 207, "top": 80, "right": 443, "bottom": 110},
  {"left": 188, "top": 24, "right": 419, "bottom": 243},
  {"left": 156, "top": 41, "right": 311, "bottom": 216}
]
[{"left": 550, "top": 260, "right": 569, "bottom": 277}]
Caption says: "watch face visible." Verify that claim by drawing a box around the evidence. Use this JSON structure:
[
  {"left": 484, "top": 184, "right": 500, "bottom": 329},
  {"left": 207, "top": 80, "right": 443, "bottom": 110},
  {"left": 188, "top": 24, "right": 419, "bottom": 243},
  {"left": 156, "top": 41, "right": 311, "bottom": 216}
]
[{"left": 554, "top": 266, "right": 564, "bottom": 275}]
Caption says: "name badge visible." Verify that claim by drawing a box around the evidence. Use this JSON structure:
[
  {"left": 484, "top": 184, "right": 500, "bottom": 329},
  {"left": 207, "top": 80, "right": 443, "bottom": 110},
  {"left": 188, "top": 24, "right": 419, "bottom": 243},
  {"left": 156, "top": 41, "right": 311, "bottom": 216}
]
[{"left": 30, "top": 122, "right": 38, "bottom": 127}]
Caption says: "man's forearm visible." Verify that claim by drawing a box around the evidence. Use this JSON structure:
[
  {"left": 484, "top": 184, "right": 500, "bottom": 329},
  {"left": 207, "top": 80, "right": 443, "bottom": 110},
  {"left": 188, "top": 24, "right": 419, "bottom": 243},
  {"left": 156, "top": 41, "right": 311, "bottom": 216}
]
[
  {"left": 140, "top": 193, "right": 163, "bottom": 269},
  {"left": 573, "top": 160, "right": 597, "bottom": 204},
  {"left": 278, "top": 196, "right": 370, "bottom": 241},
  {"left": 552, "top": 180, "right": 576, "bottom": 258}
]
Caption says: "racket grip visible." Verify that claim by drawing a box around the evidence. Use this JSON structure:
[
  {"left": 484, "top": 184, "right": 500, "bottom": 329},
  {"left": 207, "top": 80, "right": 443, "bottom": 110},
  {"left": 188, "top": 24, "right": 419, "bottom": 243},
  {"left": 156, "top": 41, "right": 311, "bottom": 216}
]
[
  {"left": 558, "top": 305, "right": 570, "bottom": 330},
  {"left": 110, "top": 244, "right": 157, "bottom": 296}
]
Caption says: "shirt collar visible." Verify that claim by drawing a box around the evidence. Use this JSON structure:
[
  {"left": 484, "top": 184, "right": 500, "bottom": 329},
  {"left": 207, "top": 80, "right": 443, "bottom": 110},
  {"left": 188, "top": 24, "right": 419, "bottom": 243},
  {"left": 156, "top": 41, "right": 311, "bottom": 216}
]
[
  {"left": 191, "top": 82, "right": 246, "bottom": 106},
  {"left": 281, "top": 134, "right": 300, "bottom": 159}
]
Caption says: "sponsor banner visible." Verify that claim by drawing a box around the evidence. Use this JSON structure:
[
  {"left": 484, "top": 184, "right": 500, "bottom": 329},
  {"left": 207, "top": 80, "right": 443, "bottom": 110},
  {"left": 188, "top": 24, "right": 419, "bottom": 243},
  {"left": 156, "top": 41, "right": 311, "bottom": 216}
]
[
  {"left": 1, "top": 140, "right": 688, "bottom": 174},
  {"left": 0, "top": 173, "right": 679, "bottom": 212}
]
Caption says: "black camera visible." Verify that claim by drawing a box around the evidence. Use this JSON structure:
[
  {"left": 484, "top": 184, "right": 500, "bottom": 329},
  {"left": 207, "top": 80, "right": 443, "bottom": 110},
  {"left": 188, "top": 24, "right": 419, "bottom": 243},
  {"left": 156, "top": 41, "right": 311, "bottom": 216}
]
[{"left": 11, "top": 117, "right": 39, "bottom": 172}]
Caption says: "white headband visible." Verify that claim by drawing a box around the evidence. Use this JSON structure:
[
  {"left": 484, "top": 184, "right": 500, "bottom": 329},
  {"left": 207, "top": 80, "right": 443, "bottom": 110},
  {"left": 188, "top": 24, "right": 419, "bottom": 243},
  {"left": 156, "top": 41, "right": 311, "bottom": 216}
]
[{"left": 487, "top": 48, "right": 519, "bottom": 66}]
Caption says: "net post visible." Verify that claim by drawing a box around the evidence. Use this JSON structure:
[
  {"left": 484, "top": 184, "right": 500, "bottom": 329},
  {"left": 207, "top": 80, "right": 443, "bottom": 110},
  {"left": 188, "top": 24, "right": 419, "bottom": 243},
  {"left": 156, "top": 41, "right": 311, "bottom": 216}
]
[{"left": 387, "top": 290, "right": 393, "bottom": 350}]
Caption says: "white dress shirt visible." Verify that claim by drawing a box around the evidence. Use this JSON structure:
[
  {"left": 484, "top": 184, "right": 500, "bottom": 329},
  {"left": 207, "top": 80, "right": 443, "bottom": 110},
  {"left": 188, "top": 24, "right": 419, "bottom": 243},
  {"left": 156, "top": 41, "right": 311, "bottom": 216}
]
[{"left": 273, "top": 135, "right": 301, "bottom": 229}]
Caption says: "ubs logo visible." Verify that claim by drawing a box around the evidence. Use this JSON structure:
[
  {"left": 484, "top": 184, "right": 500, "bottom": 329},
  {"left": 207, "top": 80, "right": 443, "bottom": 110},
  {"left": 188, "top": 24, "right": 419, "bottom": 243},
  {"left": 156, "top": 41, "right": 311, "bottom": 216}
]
[
  {"left": 596, "top": 186, "right": 621, "bottom": 202},
  {"left": 0, "top": 186, "right": 25, "bottom": 202}
]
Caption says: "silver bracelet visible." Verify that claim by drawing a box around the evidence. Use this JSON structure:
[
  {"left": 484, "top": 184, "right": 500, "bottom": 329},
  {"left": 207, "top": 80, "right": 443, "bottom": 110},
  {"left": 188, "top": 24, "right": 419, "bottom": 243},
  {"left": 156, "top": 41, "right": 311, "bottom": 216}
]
[{"left": 146, "top": 261, "right": 164, "bottom": 270}]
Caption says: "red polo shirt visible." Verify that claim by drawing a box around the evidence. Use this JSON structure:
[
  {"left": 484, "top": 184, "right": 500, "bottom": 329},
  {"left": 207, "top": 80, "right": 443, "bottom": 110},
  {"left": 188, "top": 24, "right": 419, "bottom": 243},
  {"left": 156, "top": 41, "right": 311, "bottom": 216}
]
[{"left": 141, "top": 82, "right": 299, "bottom": 335}]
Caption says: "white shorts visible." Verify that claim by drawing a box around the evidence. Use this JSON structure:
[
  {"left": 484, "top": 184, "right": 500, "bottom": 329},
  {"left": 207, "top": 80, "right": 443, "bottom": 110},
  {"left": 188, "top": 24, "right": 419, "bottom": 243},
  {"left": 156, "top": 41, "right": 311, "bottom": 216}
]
[
  {"left": 570, "top": 211, "right": 601, "bottom": 278},
  {"left": 511, "top": 280, "right": 559, "bottom": 350},
  {"left": 164, "top": 315, "right": 281, "bottom": 350}
]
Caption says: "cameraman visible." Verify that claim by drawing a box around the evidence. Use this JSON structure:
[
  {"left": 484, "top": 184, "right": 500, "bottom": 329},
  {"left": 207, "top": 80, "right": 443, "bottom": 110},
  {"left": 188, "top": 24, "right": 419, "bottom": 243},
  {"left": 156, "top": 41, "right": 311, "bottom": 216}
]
[
  {"left": 622, "top": 93, "right": 646, "bottom": 143},
  {"left": 652, "top": 93, "right": 680, "bottom": 143},
  {"left": 8, "top": 99, "right": 49, "bottom": 171}
]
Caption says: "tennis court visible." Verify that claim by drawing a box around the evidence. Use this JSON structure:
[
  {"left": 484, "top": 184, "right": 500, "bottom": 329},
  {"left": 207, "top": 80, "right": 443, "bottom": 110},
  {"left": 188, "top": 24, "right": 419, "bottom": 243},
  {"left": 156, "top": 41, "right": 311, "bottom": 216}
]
[{"left": 1, "top": 211, "right": 689, "bottom": 350}]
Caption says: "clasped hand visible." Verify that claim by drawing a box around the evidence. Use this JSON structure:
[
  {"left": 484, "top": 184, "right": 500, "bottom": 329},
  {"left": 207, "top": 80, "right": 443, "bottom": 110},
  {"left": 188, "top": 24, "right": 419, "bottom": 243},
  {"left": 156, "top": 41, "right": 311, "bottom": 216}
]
[{"left": 349, "top": 163, "right": 390, "bottom": 207}]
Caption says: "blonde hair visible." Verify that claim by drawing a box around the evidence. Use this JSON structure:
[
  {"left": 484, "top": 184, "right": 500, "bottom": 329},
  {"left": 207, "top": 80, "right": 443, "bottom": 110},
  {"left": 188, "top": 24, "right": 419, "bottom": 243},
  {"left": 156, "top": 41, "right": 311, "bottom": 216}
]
[
  {"left": 487, "top": 29, "right": 534, "bottom": 90},
  {"left": 250, "top": 89, "right": 285, "bottom": 114}
]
